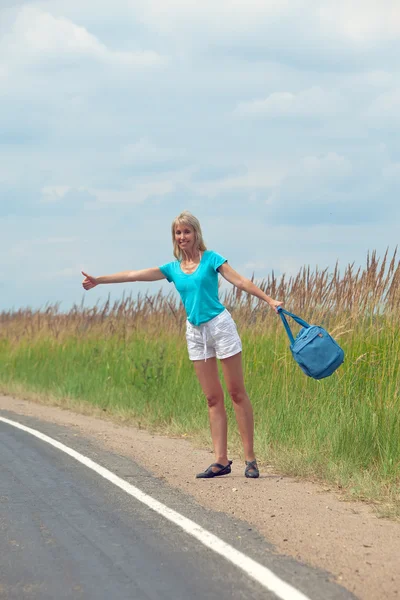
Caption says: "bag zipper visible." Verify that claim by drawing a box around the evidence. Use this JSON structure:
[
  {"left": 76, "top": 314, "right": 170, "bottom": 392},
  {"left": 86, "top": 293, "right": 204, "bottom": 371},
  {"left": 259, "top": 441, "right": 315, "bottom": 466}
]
[{"left": 291, "top": 328, "right": 320, "bottom": 353}]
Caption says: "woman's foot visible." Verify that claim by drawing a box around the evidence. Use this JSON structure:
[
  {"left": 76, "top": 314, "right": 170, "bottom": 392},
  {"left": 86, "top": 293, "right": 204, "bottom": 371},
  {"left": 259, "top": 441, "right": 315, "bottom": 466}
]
[
  {"left": 244, "top": 459, "right": 259, "bottom": 478},
  {"left": 196, "top": 461, "right": 232, "bottom": 479}
]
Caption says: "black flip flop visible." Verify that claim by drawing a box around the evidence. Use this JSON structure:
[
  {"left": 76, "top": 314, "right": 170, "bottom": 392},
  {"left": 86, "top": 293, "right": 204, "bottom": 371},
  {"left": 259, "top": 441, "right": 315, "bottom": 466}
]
[{"left": 196, "top": 460, "right": 232, "bottom": 479}]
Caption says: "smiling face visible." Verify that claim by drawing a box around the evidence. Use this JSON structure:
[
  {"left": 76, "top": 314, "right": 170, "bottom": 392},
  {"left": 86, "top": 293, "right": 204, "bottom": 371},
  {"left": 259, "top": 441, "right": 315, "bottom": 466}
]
[
  {"left": 174, "top": 222, "right": 196, "bottom": 255},
  {"left": 171, "top": 211, "right": 206, "bottom": 261}
]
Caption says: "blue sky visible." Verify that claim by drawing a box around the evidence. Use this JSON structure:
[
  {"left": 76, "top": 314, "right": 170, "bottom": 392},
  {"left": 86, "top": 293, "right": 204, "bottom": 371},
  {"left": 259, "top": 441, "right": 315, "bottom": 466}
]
[{"left": 1, "top": 1, "right": 400, "bottom": 311}]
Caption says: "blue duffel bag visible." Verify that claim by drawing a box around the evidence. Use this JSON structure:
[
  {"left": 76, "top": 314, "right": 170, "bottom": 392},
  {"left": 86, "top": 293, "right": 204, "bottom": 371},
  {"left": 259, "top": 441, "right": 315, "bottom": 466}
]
[{"left": 277, "top": 307, "right": 344, "bottom": 380}]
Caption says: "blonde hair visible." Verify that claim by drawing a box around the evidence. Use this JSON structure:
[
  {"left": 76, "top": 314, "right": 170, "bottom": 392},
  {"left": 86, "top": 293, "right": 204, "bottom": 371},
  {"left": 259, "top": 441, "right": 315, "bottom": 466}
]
[{"left": 171, "top": 210, "right": 207, "bottom": 260}]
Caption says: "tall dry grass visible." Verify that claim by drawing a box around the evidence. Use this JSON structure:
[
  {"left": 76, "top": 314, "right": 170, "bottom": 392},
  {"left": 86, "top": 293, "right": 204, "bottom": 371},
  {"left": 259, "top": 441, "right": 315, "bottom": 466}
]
[{"left": 1, "top": 248, "right": 399, "bottom": 341}]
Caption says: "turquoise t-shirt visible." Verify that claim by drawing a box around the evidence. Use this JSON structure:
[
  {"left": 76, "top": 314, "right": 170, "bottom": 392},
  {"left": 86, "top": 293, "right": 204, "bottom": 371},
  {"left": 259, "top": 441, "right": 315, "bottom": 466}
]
[{"left": 159, "top": 250, "right": 227, "bottom": 326}]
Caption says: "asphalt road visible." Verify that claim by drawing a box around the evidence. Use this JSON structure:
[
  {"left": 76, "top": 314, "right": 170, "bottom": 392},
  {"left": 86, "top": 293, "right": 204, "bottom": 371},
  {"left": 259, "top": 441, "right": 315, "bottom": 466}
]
[{"left": 0, "top": 413, "right": 356, "bottom": 600}]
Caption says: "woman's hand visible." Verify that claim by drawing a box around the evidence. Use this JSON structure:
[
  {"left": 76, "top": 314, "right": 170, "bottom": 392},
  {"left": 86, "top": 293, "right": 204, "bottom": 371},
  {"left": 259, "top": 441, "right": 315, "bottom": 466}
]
[
  {"left": 81, "top": 271, "right": 98, "bottom": 291},
  {"left": 268, "top": 298, "right": 284, "bottom": 313}
]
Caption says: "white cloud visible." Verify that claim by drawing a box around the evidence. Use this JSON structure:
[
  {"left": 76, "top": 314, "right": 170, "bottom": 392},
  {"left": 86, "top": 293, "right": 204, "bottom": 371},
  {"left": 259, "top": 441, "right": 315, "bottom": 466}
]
[
  {"left": 2, "top": 6, "right": 166, "bottom": 68},
  {"left": 133, "top": 0, "right": 400, "bottom": 67},
  {"left": 136, "top": 0, "right": 400, "bottom": 43},
  {"left": 16, "top": 7, "right": 102, "bottom": 55},
  {"left": 5, "top": 1, "right": 399, "bottom": 73},
  {"left": 234, "top": 87, "right": 345, "bottom": 118},
  {"left": 317, "top": 1, "right": 400, "bottom": 43}
]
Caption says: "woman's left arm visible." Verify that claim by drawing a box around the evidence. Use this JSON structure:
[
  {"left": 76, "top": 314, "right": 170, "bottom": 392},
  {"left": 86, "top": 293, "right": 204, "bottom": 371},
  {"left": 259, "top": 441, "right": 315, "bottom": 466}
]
[{"left": 218, "top": 262, "right": 283, "bottom": 312}]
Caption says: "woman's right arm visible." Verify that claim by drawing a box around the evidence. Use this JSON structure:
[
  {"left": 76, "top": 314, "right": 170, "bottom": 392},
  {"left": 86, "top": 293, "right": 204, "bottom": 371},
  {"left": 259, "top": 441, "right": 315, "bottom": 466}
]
[{"left": 81, "top": 268, "right": 166, "bottom": 290}]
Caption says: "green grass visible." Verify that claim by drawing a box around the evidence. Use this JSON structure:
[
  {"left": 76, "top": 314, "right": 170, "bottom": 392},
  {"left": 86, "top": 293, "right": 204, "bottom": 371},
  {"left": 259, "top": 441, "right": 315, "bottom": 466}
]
[{"left": 0, "top": 317, "right": 399, "bottom": 517}]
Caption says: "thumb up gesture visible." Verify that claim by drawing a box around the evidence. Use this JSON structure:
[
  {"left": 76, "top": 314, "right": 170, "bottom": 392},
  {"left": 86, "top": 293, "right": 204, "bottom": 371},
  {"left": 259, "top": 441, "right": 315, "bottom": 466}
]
[{"left": 81, "top": 271, "right": 98, "bottom": 291}]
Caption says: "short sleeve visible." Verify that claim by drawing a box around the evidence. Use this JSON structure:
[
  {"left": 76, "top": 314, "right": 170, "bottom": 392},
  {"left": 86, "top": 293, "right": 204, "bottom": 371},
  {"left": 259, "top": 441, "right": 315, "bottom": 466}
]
[
  {"left": 209, "top": 251, "right": 227, "bottom": 272},
  {"left": 159, "top": 261, "right": 174, "bottom": 283}
]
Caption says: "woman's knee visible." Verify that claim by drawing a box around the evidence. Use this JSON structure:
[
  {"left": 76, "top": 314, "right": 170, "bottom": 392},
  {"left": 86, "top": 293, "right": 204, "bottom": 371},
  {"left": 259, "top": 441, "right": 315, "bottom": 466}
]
[
  {"left": 228, "top": 386, "right": 247, "bottom": 405},
  {"left": 205, "top": 391, "right": 224, "bottom": 409}
]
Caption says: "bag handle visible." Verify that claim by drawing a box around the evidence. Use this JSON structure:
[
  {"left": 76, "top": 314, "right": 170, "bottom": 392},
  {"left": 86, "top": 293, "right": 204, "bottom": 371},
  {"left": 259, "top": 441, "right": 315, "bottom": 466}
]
[{"left": 277, "top": 307, "right": 311, "bottom": 344}]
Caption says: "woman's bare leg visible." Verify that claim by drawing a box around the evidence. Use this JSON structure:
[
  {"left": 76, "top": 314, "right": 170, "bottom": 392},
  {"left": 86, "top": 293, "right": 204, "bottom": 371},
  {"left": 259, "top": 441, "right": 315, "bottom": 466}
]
[
  {"left": 220, "top": 352, "right": 256, "bottom": 462},
  {"left": 193, "top": 357, "right": 229, "bottom": 468}
]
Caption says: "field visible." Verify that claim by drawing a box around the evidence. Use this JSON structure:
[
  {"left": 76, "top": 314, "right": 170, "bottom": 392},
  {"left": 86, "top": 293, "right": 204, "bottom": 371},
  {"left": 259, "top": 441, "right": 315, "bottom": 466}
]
[{"left": 1, "top": 249, "right": 399, "bottom": 516}]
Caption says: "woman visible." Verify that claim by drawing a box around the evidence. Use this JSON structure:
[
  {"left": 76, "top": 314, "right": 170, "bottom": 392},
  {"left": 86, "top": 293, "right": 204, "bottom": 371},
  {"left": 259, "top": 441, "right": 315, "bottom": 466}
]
[{"left": 82, "top": 210, "right": 283, "bottom": 479}]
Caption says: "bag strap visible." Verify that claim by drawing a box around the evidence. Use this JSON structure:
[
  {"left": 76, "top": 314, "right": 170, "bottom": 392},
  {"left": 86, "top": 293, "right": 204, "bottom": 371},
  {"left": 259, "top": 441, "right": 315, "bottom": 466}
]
[{"left": 277, "top": 307, "right": 311, "bottom": 344}]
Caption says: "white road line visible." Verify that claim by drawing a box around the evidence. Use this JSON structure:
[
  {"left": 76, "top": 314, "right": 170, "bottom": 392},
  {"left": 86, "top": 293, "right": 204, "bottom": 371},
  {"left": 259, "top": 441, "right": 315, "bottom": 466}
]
[{"left": 0, "top": 415, "right": 311, "bottom": 600}]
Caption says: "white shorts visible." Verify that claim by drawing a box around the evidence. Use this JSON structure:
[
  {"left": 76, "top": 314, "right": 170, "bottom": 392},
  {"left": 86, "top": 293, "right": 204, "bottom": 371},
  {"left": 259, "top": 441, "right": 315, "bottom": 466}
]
[{"left": 186, "top": 309, "right": 242, "bottom": 361}]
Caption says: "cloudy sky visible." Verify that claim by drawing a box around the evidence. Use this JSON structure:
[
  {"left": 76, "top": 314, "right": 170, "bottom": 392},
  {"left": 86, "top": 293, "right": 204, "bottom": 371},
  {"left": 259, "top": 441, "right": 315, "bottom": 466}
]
[{"left": 1, "top": 1, "right": 400, "bottom": 311}]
